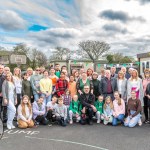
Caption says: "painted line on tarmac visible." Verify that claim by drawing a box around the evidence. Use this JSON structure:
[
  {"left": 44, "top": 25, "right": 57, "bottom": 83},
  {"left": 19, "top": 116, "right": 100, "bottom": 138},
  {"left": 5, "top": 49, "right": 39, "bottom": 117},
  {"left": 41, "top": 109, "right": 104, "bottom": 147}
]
[
  {"left": 1, "top": 136, "right": 9, "bottom": 140},
  {"left": 25, "top": 136, "right": 109, "bottom": 150}
]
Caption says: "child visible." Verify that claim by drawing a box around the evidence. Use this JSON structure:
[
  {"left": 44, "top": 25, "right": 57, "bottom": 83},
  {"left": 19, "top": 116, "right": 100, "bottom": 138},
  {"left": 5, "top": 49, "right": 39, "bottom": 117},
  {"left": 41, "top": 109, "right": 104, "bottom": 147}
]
[
  {"left": 69, "top": 95, "right": 81, "bottom": 124},
  {"left": 22, "top": 73, "right": 33, "bottom": 103},
  {"left": 46, "top": 95, "right": 58, "bottom": 123},
  {"left": 62, "top": 89, "right": 72, "bottom": 108},
  {"left": 17, "top": 95, "right": 34, "bottom": 129},
  {"left": 68, "top": 75, "right": 77, "bottom": 98},
  {"left": 95, "top": 95, "right": 104, "bottom": 123},
  {"left": 32, "top": 96, "right": 48, "bottom": 125},
  {"left": 101, "top": 96, "right": 113, "bottom": 125},
  {"left": 55, "top": 97, "right": 67, "bottom": 127}
]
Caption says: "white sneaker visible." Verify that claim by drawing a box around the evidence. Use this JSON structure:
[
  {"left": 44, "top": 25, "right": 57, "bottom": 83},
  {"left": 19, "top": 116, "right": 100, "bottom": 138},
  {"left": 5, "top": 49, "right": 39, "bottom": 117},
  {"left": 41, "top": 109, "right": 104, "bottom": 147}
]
[
  {"left": 11, "top": 125, "right": 16, "bottom": 129},
  {"left": 138, "top": 118, "right": 142, "bottom": 126},
  {"left": 7, "top": 124, "right": 12, "bottom": 130},
  {"left": 69, "top": 120, "right": 73, "bottom": 124},
  {"left": 97, "top": 120, "right": 100, "bottom": 124}
]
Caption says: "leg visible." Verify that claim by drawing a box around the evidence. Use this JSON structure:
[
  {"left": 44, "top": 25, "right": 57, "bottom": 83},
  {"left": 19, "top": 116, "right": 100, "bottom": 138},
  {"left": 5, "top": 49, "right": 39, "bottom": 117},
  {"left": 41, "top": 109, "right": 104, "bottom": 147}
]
[
  {"left": 96, "top": 111, "right": 101, "bottom": 123},
  {"left": 46, "top": 110, "right": 53, "bottom": 122},
  {"left": 124, "top": 116, "right": 131, "bottom": 127},
  {"left": 108, "top": 116, "right": 113, "bottom": 123},
  {"left": 128, "top": 115, "right": 141, "bottom": 128},
  {"left": 143, "top": 96, "right": 148, "bottom": 121},
  {"left": 3, "top": 106, "right": 7, "bottom": 123},
  {"left": 41, "top": 94, "right": 46, "bottom": 105},
  {"left": 27, "top": 120, "right": 34, "bottom": 128},
  {"left": 69, "top": 110, "right": 73, "bottom": 122},
  {"left": 34, "top": 93, "right": 40, "bottom": 102},
  {"left": 46, "top": 95, "right": 52, "bottom": 105},
  {"left": 18, "top": 119, "right": 28, "bottom": 129},
  {"left": 117, "top": 114, "right": 125, "bottom": 123},
  {"left": 16, "top": 94, "right": 21, "bottom": 108},
  {"left": 112, "top": 117, "right": 118, "bottom": 126}
]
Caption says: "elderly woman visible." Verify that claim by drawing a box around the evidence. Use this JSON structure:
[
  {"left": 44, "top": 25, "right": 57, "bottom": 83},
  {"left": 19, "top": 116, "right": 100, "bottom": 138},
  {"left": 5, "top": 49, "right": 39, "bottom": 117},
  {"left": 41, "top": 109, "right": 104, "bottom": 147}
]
[{"left": 77, "top": 72, "right": 93, "bottom": 96}]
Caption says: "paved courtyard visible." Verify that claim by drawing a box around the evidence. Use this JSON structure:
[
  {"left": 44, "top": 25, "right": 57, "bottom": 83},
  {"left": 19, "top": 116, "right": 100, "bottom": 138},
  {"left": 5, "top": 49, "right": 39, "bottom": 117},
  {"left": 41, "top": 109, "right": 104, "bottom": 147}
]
[{"left": 0, "top": 123, "right": 150, "bottom": 150}]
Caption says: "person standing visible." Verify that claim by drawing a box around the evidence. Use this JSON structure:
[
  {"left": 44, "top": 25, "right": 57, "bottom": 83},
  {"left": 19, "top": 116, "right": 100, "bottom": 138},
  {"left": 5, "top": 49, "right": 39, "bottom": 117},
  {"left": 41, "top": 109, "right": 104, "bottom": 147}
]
[
  {"left": 30, "top": 67, "right": 43, "bottom": 102},
  {"left": 99, "top": 70, "right": 118, "bottom": 100},
  {"left": 55, "top": 64, "right": 61, "bottom": 78},
  {"left": 2, "top": 73, "right": 17, "bottom": 129}
]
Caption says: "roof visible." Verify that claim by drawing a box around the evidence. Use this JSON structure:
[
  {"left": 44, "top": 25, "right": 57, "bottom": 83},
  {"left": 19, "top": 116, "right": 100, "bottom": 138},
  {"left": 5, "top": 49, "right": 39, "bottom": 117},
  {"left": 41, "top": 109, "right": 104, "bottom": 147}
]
[{"left": 137, "top": 52, "right": 150, "bottom": 58}]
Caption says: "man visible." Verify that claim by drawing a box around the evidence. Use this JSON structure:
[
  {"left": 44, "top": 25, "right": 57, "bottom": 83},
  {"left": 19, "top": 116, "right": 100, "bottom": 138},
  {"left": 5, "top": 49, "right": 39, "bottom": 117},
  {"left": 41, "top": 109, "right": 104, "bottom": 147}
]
[
  {"left": 121, "top": 67, "right": 130, "bottom": 79},
  {"left": 4, "top": 66, "right": 11, "bottom": 76},
  {"left": 30, "top": 67, "right": 43, "bottom": 101},
  {"left": 110, "top": 67, "right": 118, "bottom": 78},
  {"left": 0, "top": 65, "right": 5, "bottom": 112},
  {"left": 55, "top": 64, "right": 61, "bottom": 78},
  {"left": 79, "top": 85, "right": 96, "bottom": 125},
  {"left": 99, "top": 70, "right": 118, "bottom": 100}
]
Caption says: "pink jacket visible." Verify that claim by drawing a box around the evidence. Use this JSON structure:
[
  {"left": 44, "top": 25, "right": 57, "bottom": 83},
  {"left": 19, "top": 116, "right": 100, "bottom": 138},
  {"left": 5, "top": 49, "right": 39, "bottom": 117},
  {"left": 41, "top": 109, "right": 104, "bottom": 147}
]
[{"left": 113, "top": 99, "right": 125, "bottom": 117}]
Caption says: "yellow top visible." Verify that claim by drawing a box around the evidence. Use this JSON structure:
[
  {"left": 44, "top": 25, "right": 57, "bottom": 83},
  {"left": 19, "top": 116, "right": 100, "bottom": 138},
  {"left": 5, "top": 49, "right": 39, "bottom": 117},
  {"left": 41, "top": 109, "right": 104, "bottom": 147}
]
[{"left": 39, "top": 78, "right": 52, "bottom": 93}]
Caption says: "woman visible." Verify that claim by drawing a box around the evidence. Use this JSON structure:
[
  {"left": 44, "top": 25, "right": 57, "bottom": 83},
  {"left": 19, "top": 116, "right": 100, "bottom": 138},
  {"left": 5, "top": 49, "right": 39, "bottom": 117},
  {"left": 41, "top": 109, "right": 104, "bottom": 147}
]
[
  {"left": 127, "top": 69, "right": 144, "bottom": 106},
  {"left": 117, "top": 71, "right": 127, "bottom": 102},
  {"left": 124, "top": 90, "right": 142, "bottom": 127},
  {"left": 142, "top": 69, "right": 150, "bottom": 123},
  {"left": 49, "top": 68, "right": 58, "bottom": 95},
  {"left": 17, "top": 95, "right": 34, "bottom": 129},
  {"left": 87, "top": 68, "right": 93, "bottom": 80},
  {"left": 73, "top": 70, "right": 80, "bottom": 82},
  {"left": 76, "top": 72, "right": 93, "bottom": 96},
  {"left": 91, "top": 72, "right": 100, "bottom": 100},
  {"left": 13, "top": 67, "right": 22, "bottom": 108},
  {"left": 2, "top": 73, "right": 17, "bottom": 129},
  {"left": 112, "top": 91, "right": 125, "bottom": 126}
]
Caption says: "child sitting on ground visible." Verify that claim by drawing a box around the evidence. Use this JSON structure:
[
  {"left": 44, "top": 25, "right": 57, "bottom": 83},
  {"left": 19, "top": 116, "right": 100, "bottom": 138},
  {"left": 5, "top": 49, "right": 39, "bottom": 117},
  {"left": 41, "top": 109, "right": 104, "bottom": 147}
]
[
  {"left": 55, "top": 97, "right": 67, "bottom": 127},
  {"left": 95, "top": 95, "right": 104, "bottom": 124},
  {"left": 69, "top": 95, "right": 82, "bottom": 124}
]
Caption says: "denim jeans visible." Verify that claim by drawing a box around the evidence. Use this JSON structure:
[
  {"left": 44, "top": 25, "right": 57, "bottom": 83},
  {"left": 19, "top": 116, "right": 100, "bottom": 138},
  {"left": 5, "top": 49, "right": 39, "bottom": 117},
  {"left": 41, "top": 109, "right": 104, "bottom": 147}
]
[
  {"left": 41, "top": 93, "right": 52, "bottom": 105},
  {"left": 124, "top": 110, "right": 141, "bottom": 128},
  {"left": 34, "top": 93, "right": 40, "bottom": 102},
  {"left": 112, "top": 114, "right": 125, "bottom": 126},
  {"left": 7, "top": 100, "right": 16, "bottom": 126}
]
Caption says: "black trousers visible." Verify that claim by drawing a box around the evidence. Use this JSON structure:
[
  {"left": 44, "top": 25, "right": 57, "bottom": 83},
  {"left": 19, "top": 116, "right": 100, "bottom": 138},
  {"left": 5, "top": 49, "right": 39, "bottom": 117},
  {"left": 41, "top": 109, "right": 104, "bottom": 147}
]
[
  {"left": 46, "top": 110, "right": 56, "bottom": 122},
  {"left": 143, "top": 96, "right": 150, "bottom": 120},
  {"left": 16, "top": 94, "right": 22, "bottom": 109},
  {"left": 0, "top": 97, "right": 2, "bottom": 113},
  {"left": 35, "top": 115, "right": 48, "bottom": 125},
  {"left": 56, "top": 116, "right": 67, "bottom": 126}
]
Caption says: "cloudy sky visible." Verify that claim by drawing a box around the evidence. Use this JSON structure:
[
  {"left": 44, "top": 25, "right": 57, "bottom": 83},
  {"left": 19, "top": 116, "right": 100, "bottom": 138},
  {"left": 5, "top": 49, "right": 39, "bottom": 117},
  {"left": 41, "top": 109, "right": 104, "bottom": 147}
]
[{"left": 0, "top": 0, "right": 150, "bottom": 57}]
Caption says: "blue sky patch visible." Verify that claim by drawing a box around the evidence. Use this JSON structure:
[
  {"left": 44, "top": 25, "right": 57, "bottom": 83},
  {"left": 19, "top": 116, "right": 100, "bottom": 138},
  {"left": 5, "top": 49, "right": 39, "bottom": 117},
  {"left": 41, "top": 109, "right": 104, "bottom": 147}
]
[{"left": 28, "top": 24, "right": 48, "bottom": 32}]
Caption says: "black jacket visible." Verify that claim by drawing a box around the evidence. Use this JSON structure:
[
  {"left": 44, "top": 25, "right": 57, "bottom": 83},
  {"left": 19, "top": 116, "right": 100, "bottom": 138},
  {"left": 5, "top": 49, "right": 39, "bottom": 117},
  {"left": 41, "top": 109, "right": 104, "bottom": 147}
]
[
  {"left": 0, "top": 73, "right": 5, "bottom": 94},
  {"left": 79, "top": 93, "right": 95, "bottom": 108}
]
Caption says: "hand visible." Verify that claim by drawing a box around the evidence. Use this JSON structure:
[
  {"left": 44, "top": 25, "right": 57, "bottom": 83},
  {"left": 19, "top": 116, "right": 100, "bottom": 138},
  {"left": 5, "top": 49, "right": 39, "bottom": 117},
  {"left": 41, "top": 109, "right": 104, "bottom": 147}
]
[
  {"left": 4, "top": 99, "right": 8, "bottom": 105},
  {"left": 26, "top": 120, "right": 30, "bottom": 124},
  {"left": 37, "top": 91, "right": 40, "bottom": 94},
  {"left": 0, "top": 93, "right": 2, "bottom": 97},
  {"left": 76, "top": 113, "right": 79, "bottom": 118},
  {"left": 31, "top": 96, "right": 33, "bottom": 99},
  {"left": 78, "top": 90, "right": 82, "bottom": 95}
]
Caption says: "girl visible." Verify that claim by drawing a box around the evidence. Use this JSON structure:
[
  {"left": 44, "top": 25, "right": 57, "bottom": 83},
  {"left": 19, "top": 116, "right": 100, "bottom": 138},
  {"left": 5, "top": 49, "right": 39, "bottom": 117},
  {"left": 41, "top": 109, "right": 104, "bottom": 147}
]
[
  {"left": 112, "top": 91, "right": 125, "bottom": 126},
  {"left": 2, "top": 73, "right": 17, "bottom": 129},
  {"left": 87, "top": 68, "right": 93, "bottom": 80},
  {"left": 124, "top": 90, "right": 142, "bottom": 128},
  {"left": 68, "top": 75, "right": 77, "bottom": 98},
  {"left": 13, "top": 67, "right": 22, "bottom": 108},
  {"left": 69, "top": 95, "right": 81, "bottom": 124},
  {"left": 33, "top": 96, "right": 48, "bottom": 125},
  {"left": 17, "top": 95, "right": 34, "bottom": 129},
  {"left": 73, "top": 70, "right": 80, "bottom": 82},
  {"left": 22, "top": 73, "right": 33, "bottom": 102},
  {"left": 101, "top": 96, "right": 113, "bottom": 125},
  {"left": 95, "top": 95, "right": 104, "bottom": 123},
  {"left": 62, "top": 89, "right": 72, "bottom": 108}
]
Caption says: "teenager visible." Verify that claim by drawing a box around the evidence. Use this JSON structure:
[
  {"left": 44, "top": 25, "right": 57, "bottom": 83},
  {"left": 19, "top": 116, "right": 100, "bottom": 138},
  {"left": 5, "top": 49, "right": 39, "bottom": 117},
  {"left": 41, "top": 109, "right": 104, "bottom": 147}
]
[
  {"left": 124, "top": 90, "right": 142, "bottom": 128},
  {"left": 55, "top": 64, "right": 61, "bottom": 78},
  {"left": 17, "top": 95, "right": 34, "bottom": 129},
  {"left": 112, "top": 91, "right": 125, "bottom": 126},
  {"left": 68, "top": 75, "right": 77, "bottom": 98},
  {"left": 2, "top": 73, "right": 17, "bottom": 129},
  {"left": 39, "top": 70, "right": 52, "bottom": 105}
]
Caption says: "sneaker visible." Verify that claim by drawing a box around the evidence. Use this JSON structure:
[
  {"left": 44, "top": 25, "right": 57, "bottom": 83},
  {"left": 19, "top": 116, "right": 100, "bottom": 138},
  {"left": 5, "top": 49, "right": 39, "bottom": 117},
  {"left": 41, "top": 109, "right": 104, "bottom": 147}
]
[
  {"left": 138, "top": 118, "right": 142, "bottom": 126},
  {"left": 7, "top": 124, "right": 12, "bottom": 130},
  {"left": 48, "top": 124, "right": 52, "bottom": 127},
  {"left": 97, "top": 120, "right": 100, "bottom": 124},
  {"left": 88, "top": 120, "right": 93, "bottom": 125},
  {"left": 11, "top": 125, "right": 16, "bottom": 129},
  {"left": 144, "top": 120, "right": 149, "bottom": 124},
  {"left": 69, "top": 120, "right": 73, "bottom": 124}
]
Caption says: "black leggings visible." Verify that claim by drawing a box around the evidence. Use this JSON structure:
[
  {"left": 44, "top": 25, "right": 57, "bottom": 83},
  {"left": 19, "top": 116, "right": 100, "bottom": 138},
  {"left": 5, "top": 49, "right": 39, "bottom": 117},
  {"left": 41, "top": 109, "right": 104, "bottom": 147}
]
[
  {"left": 143, "top": 96, "right": 150, "bottom": 120},
  {"left": 35, "top": 115, "right": 48, "bottom": 125}
]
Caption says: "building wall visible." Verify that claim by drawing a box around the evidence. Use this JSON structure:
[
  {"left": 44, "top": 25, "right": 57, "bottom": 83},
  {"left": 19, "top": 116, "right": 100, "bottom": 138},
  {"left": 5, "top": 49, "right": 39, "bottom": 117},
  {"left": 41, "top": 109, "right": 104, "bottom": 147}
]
[{"left": 140, "top": 57, "right": 150, "bottom": 77}]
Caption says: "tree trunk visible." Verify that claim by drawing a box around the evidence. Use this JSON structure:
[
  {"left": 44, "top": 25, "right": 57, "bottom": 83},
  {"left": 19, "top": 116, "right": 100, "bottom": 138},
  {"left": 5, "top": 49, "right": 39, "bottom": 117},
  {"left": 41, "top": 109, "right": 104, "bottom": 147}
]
[{"left": 93, "top": 61, "right": 96, "bottom": 72}]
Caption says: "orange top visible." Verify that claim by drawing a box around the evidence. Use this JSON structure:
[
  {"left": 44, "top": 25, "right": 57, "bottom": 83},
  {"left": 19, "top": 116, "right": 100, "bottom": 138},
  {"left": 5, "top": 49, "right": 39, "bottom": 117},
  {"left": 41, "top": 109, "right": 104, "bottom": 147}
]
[
  {"left": 49, "top": 75, "right": 58, "bottom": 86},
  {"left": 68, "top": 81, "right": 77, "bottom": 98}
]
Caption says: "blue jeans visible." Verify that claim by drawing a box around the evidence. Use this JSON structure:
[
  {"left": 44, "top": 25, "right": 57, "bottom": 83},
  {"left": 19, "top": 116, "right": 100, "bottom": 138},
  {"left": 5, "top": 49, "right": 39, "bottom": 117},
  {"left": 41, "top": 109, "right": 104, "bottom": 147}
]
[
  {"left": 7, "top": 100, "right": 16, "bottom": 126},
  {"left": 34, "top": 93, "right": 40, "bottom": 101},
  {"left": 41, "top": 93, "right": 52, "bottom": 105},
  {"left": 124, "top": 110, "right": 141, "bottom": 128},
  {"left": 112, "top": 114, "right": 125, "bottom": 126}
]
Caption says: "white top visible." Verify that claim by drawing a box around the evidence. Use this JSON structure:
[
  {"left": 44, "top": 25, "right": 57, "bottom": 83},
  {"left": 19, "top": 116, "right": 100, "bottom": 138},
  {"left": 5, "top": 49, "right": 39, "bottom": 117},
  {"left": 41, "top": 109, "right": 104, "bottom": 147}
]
[
  {"left": 130, "top": 79, "right": 140, "bottom": 91},
  {"left": 13, "top": 76, "right": 22, "bottom": 94},
  {"left": 47, "top": 101, "right": 57, "bottom": 110},
  {"left": 118, "top": 79, "right": 123, "bottom": 94},
  {"left": 17, "top": 105, "right": 32, "bottom": 121}
]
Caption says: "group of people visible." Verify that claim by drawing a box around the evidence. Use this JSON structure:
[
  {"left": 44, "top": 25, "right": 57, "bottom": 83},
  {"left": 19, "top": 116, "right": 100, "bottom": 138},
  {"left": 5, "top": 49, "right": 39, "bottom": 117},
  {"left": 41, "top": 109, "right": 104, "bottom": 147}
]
[{"left": 0, "top": 63, "right": 150, "bottom": 129}]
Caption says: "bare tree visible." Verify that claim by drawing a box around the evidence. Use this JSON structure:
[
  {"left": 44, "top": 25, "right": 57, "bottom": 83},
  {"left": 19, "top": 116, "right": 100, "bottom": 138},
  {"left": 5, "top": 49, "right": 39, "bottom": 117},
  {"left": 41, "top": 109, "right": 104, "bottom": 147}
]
[{"left": 79, "top": 40, "right": 110, "bottom": 71}]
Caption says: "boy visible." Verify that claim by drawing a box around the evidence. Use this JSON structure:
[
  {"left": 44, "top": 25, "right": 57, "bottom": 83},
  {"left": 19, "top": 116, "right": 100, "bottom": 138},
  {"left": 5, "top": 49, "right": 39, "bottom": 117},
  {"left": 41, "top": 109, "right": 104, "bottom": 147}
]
[
  {"left": 69, "top": 95, "right": 81, "bottom": 124},
  {"left": 46, "top": 95, "right": 58, "bottom": 124},
  {"left": 55, "top": 97, "right": 67, "bottom": 127}
]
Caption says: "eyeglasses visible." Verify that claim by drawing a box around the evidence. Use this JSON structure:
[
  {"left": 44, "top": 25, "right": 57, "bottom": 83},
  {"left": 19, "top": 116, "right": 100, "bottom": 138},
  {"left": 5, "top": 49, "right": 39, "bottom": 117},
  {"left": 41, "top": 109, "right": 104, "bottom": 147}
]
[
  {"left": 84, "top": 88, "right": 89, "bottom": 89},
  {"left": 36, "top": 69, "right": 40, "bottom": 71}
]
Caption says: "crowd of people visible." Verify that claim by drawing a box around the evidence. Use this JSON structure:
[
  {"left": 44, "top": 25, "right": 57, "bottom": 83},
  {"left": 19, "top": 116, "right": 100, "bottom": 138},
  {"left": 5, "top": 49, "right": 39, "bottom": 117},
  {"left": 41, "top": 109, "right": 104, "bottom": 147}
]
[{"left": 0, "top": 63, "right": 150, "bottom": 129}]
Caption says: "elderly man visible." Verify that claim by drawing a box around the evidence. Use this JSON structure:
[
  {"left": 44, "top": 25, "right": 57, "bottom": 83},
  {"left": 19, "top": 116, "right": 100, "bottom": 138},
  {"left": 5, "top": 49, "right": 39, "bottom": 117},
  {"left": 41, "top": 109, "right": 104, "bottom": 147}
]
[
  {"left": 99, "top": 70, "right": 118, "bottom": 100},
  {"left": 110, "top": 67, "right": 118, "bottom": 78},
  {"left": 79, "top": 85, "right": 96, "bottom": 125}
]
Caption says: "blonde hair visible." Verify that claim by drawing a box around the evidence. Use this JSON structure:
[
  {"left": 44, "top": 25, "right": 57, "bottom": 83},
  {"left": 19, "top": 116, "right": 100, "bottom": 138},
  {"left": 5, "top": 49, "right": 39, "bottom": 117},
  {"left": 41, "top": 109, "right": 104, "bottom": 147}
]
[
  {"left": 13, "top": 67, "right": 21, "bottom": 78},
  {"left": 21, "top": 95, "right": 32, "bottom": 117},
  {"left": 130, "top": 69, "right": 138, "bottom": 81},
  {"left": 144, "top": 69, "right": 150, "bottom": 78},
  {"left": 114, "top": 91, "right": 122, "bottom": 106},
  {"left": 117, "top": 71, "right": 125, "bottom": 79},
  {"left": 104, "top": 96, "right": 113, "bottom": 109}
]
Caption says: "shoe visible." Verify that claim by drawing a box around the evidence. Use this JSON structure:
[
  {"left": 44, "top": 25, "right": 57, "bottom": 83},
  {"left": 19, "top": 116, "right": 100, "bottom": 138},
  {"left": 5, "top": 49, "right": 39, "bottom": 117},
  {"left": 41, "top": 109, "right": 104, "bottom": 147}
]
[
  {"left": 97, "top": 120, "right": 100, "bottom": 124},
  {"left": 7, "top": 124, "right": 12, "bottom": 130},
  {"left": 48, "top": 124, "right": 52, "bottom": 127},
  {"left": 11, "top": 125, "right": 16, "bottom": 129},
  {"left": 88, "top": 120, "right": 93, "bottom": 125},
  {"left": 138, "top": 118, "right": 142, "bottom": 126},
  {"left": 144, "top": 120, "right": 149, "bottom": 124},
  {"left": 69, "top": 120, "right": 73, "bottom": 124}
]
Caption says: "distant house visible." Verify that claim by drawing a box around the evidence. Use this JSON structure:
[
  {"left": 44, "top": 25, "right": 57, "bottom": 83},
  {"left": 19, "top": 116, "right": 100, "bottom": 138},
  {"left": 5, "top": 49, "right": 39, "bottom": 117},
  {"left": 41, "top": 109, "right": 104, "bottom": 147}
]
[
  {"left": 137, "top": 52, "right": 150, "bottom": 76},
  {"left": 0, "top": 51, "right": 12, "bottom": 65}
]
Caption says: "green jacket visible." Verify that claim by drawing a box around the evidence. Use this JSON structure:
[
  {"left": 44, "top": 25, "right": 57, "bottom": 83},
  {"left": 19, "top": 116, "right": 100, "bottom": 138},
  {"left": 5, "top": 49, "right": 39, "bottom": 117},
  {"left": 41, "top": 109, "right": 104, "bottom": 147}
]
[
  {"left": 94, "top": 101, "right": 103, "bottom": 114},
  {"left": 69, "top": 100, "right": 82, "bottom": 115}
]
